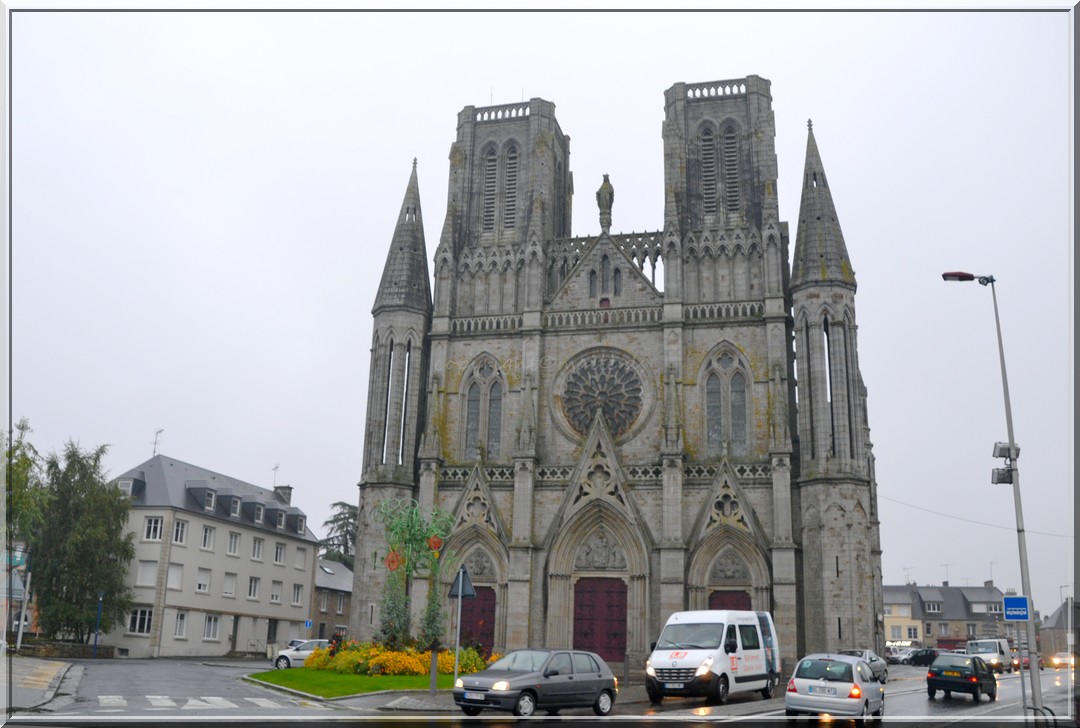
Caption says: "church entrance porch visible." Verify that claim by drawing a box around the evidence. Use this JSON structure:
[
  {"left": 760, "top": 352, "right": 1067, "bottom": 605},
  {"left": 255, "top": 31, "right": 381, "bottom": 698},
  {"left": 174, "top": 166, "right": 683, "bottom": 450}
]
[
  {"left": 573, "top": 577, "right": 627, "bottom": 663},
  {"left": 460, "top": 585, "right": 497, "bottom": 657}
]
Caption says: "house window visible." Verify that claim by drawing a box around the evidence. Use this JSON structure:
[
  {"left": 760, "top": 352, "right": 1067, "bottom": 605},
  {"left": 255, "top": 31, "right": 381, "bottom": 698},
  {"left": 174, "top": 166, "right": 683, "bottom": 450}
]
[
  {"left": 292, "top": 584, "right": 303, "bottom": 606},
  {"left": 890, "top": 626, "right": 901, "bottom": 639},
  {"left": 319, "top": 592, "right": 328, "bottom": 613},
  {"left": 295, "top": 547, "right": 307, "bottom": 570},
  {"left": 201, "top": 526, "right": 215, "bottom": 551},
  {"left": 167, "top": 563, "right": 182, "bottom": 590},
  {"left": 296, "top": 516, "right": 306, "bottom": 534},
  {"left": 128, "top": 608, "right": 153, "bottom": 635},
  {"left": 907, "top": 626, "right": 919, "bottom": 639},
  {"left": 174, "top": 611, "right": 187, "bottom": 638},
  {"left": 270, "top": 580, "right": 283, "bottom": 604},
  {"left": 205, "top": 490, "right": 216, "bottom": 511},
  {"left": 252, "top": 537, "right": 264, "bottom": 561},
  {"left": 276, "top": 511, "right": 286, "bottom": 529},
  {"left": 883, "top": 605, "right": 893, "bottom": 616},
  {"left": 118, "top": 479, "right": 133, "bottom": 496},
  {"left": 230, "top": 498, "right": 241, "bottom": 518},
  {"left": 703, "top": 353, "right": 750, "bottom": 457},
  {"left": 926, "top": 602, "right": 941, "bottom": 613},
  {"left": 203, "top": 614, "right": 219, "bottom": 640},
  {"left": 274, "top": 542, "right": 286, "bottom": 565},
  {"left": 938, "top": 623, "right": 949, "bottom": 637},
  {"left": 173, "top": 519, "right": 187, "bottom": 545},
  {"left": 248, "top": 576, "right": 260, "bottom": 600},
  {"left": 336, "top": 593, "right": 345, "bottom": 615},
  {"left": 988, "top": 603, "right": 1003, "bottom": 614},
  {"left": 144, "top": 517, "right": 163, "bottom": 541},
  {"left": 254, "top": 504, "right": 264, "bottom": 524},
  {"left": 136, "top": 561, "right": 157, "bottom": 586},
  {"left": 196, "top": 568, "right": 211, "bottom": 593},
  {"left": 223, "top": 572, "right": 237, "bottom": 598},
  {"left": 227, "top": 532, "right": 240, "bottom": 556},
  {"left": 967, "top": 623, "right": 977, "bottom": 636}
]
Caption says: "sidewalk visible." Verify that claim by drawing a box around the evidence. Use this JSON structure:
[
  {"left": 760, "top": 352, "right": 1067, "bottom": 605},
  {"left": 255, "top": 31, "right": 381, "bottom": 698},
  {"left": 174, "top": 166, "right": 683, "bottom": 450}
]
[{"left": 3, "top": 654, "right": 71, "bottom": 712}]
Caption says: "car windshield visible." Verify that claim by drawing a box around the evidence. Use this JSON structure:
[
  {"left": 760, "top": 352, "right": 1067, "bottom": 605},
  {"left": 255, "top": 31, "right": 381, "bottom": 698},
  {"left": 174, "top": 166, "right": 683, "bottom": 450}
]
[
  {"left": 838, "top": 650, "right": 863, "bottom": 657},
  {"left": 795, "top": 659, "right": 853, "bottom": 682},
  {"left": 935, "top": 655, "right": 974, "bottom": 668},
  {"left": 655, "top": 622, "right": 725, "bottom": 649},
  {"left": 488, "top": 650, "right": 550, "bottom": 672}
]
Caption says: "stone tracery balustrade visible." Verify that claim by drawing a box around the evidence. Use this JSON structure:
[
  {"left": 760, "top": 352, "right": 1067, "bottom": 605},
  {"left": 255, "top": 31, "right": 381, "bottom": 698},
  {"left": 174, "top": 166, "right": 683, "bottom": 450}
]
[
  {"left": 686, "top": 80, "right": 747, "bottom": 99},
  {"left": 475, "top": 103, "right": 531, "bottom": 122},
  {"left": 450, "top": 315, "right": 524, "bottom": 334},
  {"left": 683, "top": 301, "right": 765, "bottom": 321},
  {"left": 543, "top": 306, "right": 663, "bottom": 329}
]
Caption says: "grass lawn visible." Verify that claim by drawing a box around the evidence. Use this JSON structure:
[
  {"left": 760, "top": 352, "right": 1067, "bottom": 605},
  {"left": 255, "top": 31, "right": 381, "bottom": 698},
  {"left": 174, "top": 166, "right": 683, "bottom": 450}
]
[{"left": 247, "top": 668, "right": 457, "bottom": 699}]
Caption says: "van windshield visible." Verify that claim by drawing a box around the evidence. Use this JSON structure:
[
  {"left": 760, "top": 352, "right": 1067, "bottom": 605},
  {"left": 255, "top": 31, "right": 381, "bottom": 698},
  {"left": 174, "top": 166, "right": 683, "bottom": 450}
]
[
  {"left": 656, "top": 622, "right": 725, "bottom": 649},
  {"left": 967, "top": 643, "right": 996, "bottom": 654}
]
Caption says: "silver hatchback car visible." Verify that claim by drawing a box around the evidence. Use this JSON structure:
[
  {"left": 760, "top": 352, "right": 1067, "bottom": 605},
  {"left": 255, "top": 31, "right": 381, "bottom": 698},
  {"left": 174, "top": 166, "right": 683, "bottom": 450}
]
[
  {"left": 785, "top": 653, "right": 885, "bottom": 718},
  {"left": 453, "top": 648, "right": 618, "bottom": 717}
]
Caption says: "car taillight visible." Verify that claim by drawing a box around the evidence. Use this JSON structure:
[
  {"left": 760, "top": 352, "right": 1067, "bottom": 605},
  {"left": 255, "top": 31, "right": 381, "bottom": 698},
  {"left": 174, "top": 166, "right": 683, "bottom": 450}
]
[
  {"left": 787, "top": 679, "right": 798, "bottom": 693},
  {"left": 969, "top": 676, "right": 978, "bottom": 682},
  {"left": 848, "top": 684, "right": 862, "bottom": 699}
]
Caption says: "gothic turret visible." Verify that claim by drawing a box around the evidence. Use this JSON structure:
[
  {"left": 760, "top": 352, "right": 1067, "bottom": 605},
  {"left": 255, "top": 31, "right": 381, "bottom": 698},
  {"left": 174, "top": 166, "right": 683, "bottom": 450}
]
[{"left": 373, "top": 159, "right": 432, "bottom": 316}]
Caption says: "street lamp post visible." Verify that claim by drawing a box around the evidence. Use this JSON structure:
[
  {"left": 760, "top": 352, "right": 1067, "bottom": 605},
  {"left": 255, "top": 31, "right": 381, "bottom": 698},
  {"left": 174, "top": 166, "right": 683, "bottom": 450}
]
[
  {"left": 941, "top": 272, "right": 1043, "bottom": 716},
  {"left": 93, "top": 591, "right": 104, "bottom": 658}
]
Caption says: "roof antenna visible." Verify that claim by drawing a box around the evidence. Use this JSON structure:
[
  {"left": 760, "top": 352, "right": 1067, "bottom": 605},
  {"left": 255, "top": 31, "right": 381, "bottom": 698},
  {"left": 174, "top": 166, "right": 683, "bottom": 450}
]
[
  {"left": 272, "top": 464, "right": 279, "bottom": 487},
  {"left": 152, "top": 429, "right": 164, "bottom": 456}
]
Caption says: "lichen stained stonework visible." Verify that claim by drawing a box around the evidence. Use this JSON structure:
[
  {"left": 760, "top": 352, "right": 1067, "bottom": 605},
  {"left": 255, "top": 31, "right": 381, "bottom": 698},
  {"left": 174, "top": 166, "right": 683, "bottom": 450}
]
[{"left": 561, "top": 352, "right": 644, "bottom": 437}]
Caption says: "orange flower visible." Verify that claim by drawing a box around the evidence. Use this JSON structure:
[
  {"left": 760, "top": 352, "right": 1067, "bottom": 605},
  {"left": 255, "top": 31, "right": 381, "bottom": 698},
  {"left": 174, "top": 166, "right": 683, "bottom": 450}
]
[
  {"left": 385, "top": 551, "right": 403, "bottom": 571},
  {"left": 427, "top": 535, "right": 443, "bottom": 551}
]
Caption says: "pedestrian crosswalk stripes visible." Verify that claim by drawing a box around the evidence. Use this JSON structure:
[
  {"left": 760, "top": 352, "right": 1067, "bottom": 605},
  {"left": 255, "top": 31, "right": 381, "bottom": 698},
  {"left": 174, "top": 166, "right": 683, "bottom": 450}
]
[{"left": 95, "top": 695, "right": 332, "bottom": 711}]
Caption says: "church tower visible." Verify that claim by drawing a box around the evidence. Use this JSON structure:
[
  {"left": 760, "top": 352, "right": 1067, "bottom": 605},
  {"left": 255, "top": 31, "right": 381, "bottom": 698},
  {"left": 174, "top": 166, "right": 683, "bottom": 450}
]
[
  {"left": 352, "top": 161, "right": 432, "bottom": 641},
  {"left": 790, "top": 121, "right": 883, "bottom": 654}
]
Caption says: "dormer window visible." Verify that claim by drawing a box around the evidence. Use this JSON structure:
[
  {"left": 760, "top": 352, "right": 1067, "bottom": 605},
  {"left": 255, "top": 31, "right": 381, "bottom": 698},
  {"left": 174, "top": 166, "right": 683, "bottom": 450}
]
[
  {"left": 297, "top": 516, "right": 306, "bottom": 534},
  {"left": 118, "top": 479, "right": 133, "bottom": 497},
  {"left": 276, "top": 511, "right": 286, "bottom": 529},
  {"left": 254, "top": 504, "right": 264, "bottom": 524},
  {"left": 205, "top": 490, "right": 216, "bottom": 511},
  {"left": 230, "top": 498, "right": 241, "bottom": 518}
]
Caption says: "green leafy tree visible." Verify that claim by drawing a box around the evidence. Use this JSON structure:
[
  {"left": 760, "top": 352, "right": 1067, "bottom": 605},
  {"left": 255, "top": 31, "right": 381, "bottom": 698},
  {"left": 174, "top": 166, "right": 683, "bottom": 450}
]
[
  {"left": 320, "top": 500, "right": 357, "bottom": 571},
  {"left": 4, "top": 418, "right": 47, "bottom": 543},
  {"left": 30, "top": 441, "right": 135, "bottom": 643}
]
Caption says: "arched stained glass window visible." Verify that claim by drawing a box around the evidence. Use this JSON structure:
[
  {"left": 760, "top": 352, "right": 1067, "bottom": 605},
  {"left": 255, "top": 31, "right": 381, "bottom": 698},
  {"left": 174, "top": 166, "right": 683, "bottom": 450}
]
[
  {"left": 487, "top": 384, "right": 502, "bottom": 458},
  {"left": 465, "top": 382, "right": 481, "bottom": 460},
  {"left": 613, "top": 268, "right": 622, "bottom": 295},
  {"left": 589, "top": 270, "right": 598, "bottom": 297},
  {"left": 601, "top": 255, "right": 611, "bottom": 293},
  {"left": 731, "top": 371, "right": 747, "bottom": 455},
  {"left": 706, "top": 373, "right": 723, "bottom": 456}
]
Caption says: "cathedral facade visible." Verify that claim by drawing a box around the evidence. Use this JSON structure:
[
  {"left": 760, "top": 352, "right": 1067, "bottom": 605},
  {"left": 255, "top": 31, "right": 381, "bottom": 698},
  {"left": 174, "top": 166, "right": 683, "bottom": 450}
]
[{"left": 352, "top": 76, "right": 884, "bottom": 671}]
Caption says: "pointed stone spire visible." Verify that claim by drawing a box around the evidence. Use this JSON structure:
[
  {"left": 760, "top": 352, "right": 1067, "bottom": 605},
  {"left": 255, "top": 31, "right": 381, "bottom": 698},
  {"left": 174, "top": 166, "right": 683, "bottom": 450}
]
[
  {"left": 790, "top": 121, "right": 856, "bottom": 290},
  {"left": 373, "top": 159, "right": 432, "bottom": 315}
]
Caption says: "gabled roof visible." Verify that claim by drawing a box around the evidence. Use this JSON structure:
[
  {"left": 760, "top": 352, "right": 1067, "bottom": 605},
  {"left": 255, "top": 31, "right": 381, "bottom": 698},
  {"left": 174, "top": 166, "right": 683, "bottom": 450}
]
[
  {"left": 315, "top": 558, "right": 354, "bottom": 593},
  {"left": 1041, "top": 600, "right": 1072, "bottom": 630},
  {"left": 114, "top": 454, "right": 318, "bottom": 543}
]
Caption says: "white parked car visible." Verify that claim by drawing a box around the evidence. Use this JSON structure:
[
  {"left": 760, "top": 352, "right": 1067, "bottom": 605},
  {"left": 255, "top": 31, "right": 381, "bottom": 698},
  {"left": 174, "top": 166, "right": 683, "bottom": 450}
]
[{"left": 273, "top": 639, "right": 329, "bottom": 669}]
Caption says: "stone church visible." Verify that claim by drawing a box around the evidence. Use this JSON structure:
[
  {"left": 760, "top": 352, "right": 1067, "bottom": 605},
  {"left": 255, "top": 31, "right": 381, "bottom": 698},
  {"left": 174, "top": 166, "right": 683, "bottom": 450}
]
[{"left": 352, "top": 75, "right": 884, "bottom": 671}]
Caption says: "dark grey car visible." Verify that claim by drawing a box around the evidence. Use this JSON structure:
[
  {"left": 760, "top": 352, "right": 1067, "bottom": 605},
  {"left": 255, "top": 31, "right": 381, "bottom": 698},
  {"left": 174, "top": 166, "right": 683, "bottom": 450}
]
[
  {"left": 838, "top": 649, "right": 888, "bottom": 682},
  {"left": 452, "top": 648, "right": 618, "bottom": 716}
]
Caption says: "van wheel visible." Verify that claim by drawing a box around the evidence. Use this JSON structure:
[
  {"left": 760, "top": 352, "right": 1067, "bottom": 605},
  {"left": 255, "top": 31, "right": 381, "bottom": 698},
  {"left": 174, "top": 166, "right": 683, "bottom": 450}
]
[
  {"left": 711, "top": 675, "right": 729, "bottom": 705},
  {"left": 760, "top": 673, "right": 777, "bottom": 699}
]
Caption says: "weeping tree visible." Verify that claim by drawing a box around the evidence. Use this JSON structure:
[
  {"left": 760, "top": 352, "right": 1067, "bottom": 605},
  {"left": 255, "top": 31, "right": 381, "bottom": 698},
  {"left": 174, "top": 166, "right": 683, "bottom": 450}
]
[
  {"left": 320, "top": 501, "right": 357, "bottom": 571},
  {"left": 30, "top": 441, "right": 134, "bottom": 642},
  {"left": 372, "top": 498, "right": 456, "bottom": 649}
]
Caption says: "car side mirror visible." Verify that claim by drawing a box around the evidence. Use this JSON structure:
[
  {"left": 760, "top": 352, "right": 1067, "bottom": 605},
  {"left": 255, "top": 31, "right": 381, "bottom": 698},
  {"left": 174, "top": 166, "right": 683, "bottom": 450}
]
[
  {"left": 725, "top": 639, "right": 737, "bottom": 654},
  {"left": 544, "top": 669, "right": 560, "bottom": 677}
]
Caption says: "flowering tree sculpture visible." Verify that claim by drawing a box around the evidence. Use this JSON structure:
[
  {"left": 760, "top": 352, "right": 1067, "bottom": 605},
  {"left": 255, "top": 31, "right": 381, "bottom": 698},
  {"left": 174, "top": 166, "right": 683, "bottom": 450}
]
[{"left": 373, "top": 497, "right": 456, "bottom": 650}]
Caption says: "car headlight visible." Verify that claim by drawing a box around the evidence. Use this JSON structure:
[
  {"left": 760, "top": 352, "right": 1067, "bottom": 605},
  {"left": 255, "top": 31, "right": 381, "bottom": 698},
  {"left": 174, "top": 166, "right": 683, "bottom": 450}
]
[
  {"left": 695, "top": 654, "right": 715, "bottom": 677},
  {"left": 645, "top": 658, "right": 655, "bottom": 677},
  {"left": 454, "top": 678, "right": 464, "bottom": 688},
  {"left": 491, "top": 680, "right": 511, "bottom": 692}
]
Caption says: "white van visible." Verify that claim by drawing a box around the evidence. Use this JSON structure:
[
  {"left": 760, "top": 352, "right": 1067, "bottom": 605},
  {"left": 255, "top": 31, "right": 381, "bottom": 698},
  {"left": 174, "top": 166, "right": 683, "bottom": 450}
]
[
  {"left": 645, "top": 610, "right": 780, "bottom": 704},
  {"left": 965, "top": 638, "right": 1013, "bottom": 673}
]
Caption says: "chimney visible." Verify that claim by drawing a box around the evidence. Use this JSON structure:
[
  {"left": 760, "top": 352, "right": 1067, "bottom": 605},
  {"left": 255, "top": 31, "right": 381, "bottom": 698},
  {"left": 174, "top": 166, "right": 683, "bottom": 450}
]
[
  {"left": 943, "top": 580, "right": 949, "bottom": 587},
  {"left": 274, "top": 484, "right": 293, "bottom": 505},
  {"left": 984, "top": 580, "right": 994, "bottom": 588}
]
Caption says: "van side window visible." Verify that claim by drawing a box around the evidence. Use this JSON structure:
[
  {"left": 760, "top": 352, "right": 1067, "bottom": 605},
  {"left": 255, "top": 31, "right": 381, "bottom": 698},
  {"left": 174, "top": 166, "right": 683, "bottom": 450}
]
[
  {"left": 738, "top": 624, "right": 760, "bottom": 649},
  {"left": 725, "top": 625, "right": 738, "bottom": 645}
]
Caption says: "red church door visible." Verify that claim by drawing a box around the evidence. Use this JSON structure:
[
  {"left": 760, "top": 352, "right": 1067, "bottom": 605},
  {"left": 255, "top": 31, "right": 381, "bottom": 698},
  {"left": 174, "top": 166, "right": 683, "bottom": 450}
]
[
  {"left": 460, "top": 586, "right": 496, "bottom": 657},
  {"left": 709, "top": 590, "right": 751, "bottom": 610},
  {"left": 573, "top": 577, "right": 627, "bottom": 663}
]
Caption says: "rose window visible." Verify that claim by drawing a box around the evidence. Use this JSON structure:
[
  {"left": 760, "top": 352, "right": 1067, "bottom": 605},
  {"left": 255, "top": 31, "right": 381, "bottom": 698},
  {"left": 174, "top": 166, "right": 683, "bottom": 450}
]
[{"left": 562, "top": 354, "right": 644, "bottom": 437}]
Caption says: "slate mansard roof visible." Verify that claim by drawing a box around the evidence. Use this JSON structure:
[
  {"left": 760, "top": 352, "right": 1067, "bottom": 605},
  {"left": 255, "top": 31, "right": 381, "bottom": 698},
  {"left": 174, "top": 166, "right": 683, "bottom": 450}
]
[
  {"left": 114, "top": 454, "right": 319, "bottom": 543},
  {"left": 883, "top": 583, "right": 1007, "bottom": 623},
  {"left": 315, "top": 558, "right": 353, "bottom": 593}
]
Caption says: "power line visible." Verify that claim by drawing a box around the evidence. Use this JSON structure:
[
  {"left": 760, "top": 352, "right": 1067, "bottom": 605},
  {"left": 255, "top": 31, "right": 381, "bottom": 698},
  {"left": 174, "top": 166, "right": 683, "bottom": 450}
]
[{"left": 878, "top": 494, "right": 1071, "bottom": 539}]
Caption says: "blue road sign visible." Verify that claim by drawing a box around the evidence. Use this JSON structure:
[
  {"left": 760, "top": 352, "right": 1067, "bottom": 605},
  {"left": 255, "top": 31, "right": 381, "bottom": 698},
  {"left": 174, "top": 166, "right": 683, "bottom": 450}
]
[
  {"left": 305, "top": 619, "right": 312, "bottom": 629},
  {"left": 1004, "top": 595, "right": 1029, "bottom": 621}
]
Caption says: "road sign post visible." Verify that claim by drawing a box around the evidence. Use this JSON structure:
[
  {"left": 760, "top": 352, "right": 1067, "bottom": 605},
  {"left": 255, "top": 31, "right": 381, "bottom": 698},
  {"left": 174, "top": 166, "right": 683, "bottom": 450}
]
[{"left": 449, "top": 565, "right": 476, "bottom": 684}]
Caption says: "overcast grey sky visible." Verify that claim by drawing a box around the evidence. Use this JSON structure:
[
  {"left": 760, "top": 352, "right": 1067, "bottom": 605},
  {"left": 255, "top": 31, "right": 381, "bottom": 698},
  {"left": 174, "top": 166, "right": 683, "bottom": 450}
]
[{"left": 7, "top": 7, "right": 1074, "bottom": 619}]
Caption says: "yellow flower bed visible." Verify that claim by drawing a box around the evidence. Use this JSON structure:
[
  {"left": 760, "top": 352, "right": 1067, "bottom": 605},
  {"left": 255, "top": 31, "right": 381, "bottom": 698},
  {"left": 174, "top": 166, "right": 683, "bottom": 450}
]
[{"left": 305, "top": 643, "right": 488, "bottom": 676}]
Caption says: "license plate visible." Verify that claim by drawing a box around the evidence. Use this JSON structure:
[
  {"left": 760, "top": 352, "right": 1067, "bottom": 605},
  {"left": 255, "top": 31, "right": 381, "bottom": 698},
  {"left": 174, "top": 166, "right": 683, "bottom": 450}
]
[
  {"left": 943, "top": 671, "right": 961, "bottom": 677},
  {"left": 664, "top": 683, "right": 684, "bottom": 689},
  {"left": 809, "top": 686, "right": 836, "bottom": 695},
  {"left": 464, "top": 692, "right": 485, "bottom": 701}
]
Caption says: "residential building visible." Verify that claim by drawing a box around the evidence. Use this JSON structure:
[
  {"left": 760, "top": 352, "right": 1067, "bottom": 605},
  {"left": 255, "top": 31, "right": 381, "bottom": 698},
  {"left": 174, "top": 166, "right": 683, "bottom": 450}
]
[
  {"left": 311, "top": 558, "right": 353, "bottom": 640},
  {"left": 353, "top": 76, "right": 884, "bottom": 669},
  {"left": 108, "top": 455, "right": 319, "bottom": 658},
  {"left": 1039, "top": 598, "right": 1076, "bottom": 655},
  {"left": 884, "top": 581, "right": 1011, "bottom": 650}
]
